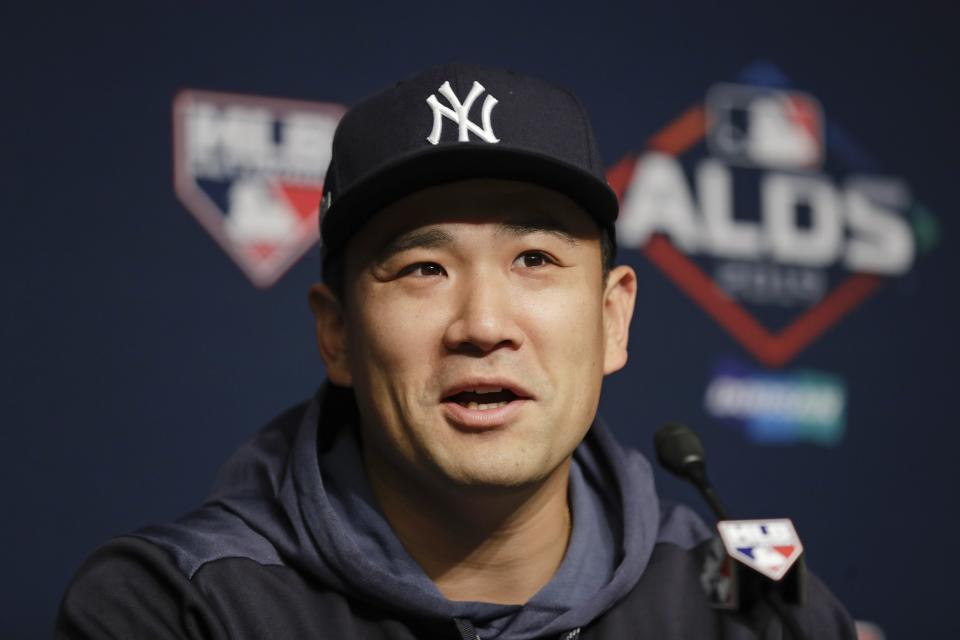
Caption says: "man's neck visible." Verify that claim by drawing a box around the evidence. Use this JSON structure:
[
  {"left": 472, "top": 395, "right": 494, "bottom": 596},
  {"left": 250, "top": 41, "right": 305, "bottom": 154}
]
[{"left": 364, "top": 453, "right": 573, "bottom": 605}]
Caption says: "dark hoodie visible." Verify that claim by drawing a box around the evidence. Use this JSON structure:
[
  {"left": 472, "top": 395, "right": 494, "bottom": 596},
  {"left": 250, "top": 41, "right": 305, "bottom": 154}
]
[{"left": 56, "top": 386, "right": 856, "bottom": 639}]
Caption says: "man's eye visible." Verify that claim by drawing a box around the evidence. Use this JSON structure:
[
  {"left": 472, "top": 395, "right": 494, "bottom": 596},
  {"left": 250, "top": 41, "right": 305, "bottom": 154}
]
[
  {"left": 398, "top": 262, "right": 446, "bottom": 278},
  {"left": 514, "top": 251, "right": 554, "bottom": 269}
]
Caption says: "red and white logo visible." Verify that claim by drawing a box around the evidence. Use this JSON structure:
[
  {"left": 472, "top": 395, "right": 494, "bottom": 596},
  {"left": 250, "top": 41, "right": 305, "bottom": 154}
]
[
  {"left": 173, "top": 90, "right": 345, "bottom": 287},
  {"left": 608, "top": 78, "right": 924, "bottom": 368},
  {"left": 706, "top": 84, "right": 824, "bottom": 170},
  {"left": 717, "top": 519, "right": 803, "bottom": 581}
]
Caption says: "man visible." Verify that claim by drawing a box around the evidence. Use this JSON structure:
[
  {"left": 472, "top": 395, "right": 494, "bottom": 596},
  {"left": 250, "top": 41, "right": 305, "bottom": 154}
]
[{"left": 57, "top": 64, "right": 855, "bottom": 639}]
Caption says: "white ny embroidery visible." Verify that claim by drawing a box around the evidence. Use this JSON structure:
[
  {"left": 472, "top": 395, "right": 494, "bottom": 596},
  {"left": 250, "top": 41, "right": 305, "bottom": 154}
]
[{"left": 425, "top": 80, "right": 500, "bottom": 145}]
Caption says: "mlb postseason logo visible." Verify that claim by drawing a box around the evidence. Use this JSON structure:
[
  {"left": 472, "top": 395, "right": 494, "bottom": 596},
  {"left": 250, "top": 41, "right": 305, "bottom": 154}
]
[
  {"left": 606, "top": 63, "right": 940, "bottom": 445},
  {"left": 173, "top": 90, "right": 345, "bottom": 287},
  {"left": 607, "top": 63, "right": 938, "bottom": 369},
  {"left": 717, "top": 518, "right": 803, "bottom": 581}
]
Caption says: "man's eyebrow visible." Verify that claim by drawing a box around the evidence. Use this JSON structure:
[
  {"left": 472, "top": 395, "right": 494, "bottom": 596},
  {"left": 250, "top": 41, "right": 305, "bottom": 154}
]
[
  {"left": 375, "top": 227, "right": 454, "bottom": 263},
  {"left": 495, "top": 220, "right": 581, "bottom": 246}
]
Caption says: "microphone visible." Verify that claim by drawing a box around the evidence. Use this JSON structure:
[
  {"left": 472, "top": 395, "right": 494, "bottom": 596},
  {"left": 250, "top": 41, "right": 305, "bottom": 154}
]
[
  {"left": 654, "top": 422, "right": 728, "bottom": 520},
  {"left": 654, "top": 422, "right": 808, "bottom": 639}
]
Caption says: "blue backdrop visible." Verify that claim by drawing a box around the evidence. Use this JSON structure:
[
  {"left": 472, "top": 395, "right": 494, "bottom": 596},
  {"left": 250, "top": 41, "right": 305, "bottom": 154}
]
[{"left": 3, "top": 2, "right": 958, "bottom": 638}]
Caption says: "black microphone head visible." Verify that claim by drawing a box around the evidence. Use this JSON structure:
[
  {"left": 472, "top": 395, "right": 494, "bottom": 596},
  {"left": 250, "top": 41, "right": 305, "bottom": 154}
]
[{"left": 654, "top": 422, "right": 706, "bottom": 478}]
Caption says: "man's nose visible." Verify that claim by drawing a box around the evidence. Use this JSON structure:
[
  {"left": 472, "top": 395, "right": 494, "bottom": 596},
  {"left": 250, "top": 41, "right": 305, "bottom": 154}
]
[{"left": 442, "top": 271, "right": 524, "bottom": 355}]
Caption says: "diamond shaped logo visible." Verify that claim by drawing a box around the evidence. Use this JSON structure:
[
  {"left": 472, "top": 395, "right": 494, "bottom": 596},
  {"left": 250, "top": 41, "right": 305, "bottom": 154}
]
[
  {"left": 717, "top": 519, "right": 803, "bottom": 581},
  {"left": 608, "top": 63, "right": 935, "bottom": 368},
  {"left": 173, "top": 90, "right": 345, "bottom": 287}
]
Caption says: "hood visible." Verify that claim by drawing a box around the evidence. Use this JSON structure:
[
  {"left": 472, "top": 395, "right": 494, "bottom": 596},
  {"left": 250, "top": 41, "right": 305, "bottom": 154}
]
[{"left": 201, "top": 385, "right": 662, "bottom": 639}]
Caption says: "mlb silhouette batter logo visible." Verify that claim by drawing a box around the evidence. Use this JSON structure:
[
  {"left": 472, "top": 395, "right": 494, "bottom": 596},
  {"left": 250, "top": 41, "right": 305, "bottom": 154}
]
[
  {"left": 706, "top": 83, "right": 824, "bottom": 170},
  {"left": 717, "top": 518, "right": 803, "bottom": 581},
  {"left": 173, "top": 90, "right": 345, "bottom": 287}
]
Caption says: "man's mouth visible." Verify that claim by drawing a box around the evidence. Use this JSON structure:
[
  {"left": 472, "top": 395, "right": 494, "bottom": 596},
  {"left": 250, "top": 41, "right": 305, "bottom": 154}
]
[{"left": 442, "top": 385, "right": 525, "bottom": 411}]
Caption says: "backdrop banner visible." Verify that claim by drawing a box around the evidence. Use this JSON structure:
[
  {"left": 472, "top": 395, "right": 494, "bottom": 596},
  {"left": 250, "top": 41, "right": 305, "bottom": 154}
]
[{"left": 4, "top": 4, "right": 957, "bottom": 639}]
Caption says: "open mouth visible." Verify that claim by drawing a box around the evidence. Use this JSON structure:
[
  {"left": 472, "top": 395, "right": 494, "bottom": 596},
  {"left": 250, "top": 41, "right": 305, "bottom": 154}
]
[{"left": 443, "top": 387, "right": 521, "bottom": 411}]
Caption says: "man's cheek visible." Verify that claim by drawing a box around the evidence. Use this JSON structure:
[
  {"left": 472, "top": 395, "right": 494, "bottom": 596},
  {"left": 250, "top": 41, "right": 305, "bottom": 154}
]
[
  {"left": 528, "top": 291, "right": 602, "bottom": 351},
  {"left": 357, "top": 304, "right": 412, "bottom": 363}
]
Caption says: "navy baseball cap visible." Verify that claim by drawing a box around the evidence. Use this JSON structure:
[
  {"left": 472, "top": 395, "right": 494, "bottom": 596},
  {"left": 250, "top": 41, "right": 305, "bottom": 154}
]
[{"left": 320, "top": 63, "right": 619, "bottom": 268}]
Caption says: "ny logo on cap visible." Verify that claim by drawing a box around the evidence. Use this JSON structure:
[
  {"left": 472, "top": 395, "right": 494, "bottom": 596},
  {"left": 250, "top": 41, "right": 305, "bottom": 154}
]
[{"left": 426, "top": 80, "right": 500, "bottom": 145}]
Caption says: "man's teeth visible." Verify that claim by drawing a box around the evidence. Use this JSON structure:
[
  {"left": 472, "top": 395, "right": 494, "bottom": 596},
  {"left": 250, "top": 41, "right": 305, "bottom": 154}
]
[{"left": 463, "top": 400, "right": 509, "bottom": 410}]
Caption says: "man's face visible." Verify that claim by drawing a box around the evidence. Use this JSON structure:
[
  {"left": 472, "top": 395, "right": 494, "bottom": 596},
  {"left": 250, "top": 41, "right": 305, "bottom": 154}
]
[{"left": 312, "top": 179, "right": 635, "bottom": 492}]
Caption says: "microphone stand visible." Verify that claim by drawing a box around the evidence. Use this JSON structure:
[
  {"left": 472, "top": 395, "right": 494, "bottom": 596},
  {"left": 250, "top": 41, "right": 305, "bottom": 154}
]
[{"left": 655, "top": 423, "right": 809, "bottom": 640}]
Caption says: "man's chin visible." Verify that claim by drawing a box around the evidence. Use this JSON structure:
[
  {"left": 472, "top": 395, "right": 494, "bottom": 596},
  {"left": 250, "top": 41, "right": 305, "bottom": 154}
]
[{"left": 434, "top": 451, "right": 558, "bottom": 492}]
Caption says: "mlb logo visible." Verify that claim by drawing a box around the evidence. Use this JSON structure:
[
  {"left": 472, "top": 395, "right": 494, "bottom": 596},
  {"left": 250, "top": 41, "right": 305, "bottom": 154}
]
[
  {"left": 716, "top": 519, "right": 804, "bottom": 581},
  {"left": 706, "top": 84, "right": 824, "bottom": 170},
  {"left": 173, "top": 90, "right": 345, "bottom": 287}
]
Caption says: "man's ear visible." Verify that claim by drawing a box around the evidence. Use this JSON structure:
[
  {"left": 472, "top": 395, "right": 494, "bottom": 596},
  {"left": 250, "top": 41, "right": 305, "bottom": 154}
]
[
  {"left": 308, "top": 283, "right": 353, "bottom": 387},
  {"left": 601, "top": 265, "right": 637, "bottom": 375}
]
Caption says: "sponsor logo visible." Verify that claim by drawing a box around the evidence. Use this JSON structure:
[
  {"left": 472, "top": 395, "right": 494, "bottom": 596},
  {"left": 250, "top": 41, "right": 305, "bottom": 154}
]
[
  {"left": 426, "top": 80, "right": 500, "bottom": 145},
  {"left": 705, "top": 358, "right": 846, "bottom": 446},
  {"left": 173, "top": 90, "right": 345, "bottom": 287},
  {"left": 607, "top": 62, "right": 939, "bottom": 368},
  {"left": 717, "top": 519, "right": 803, "bottom": 581}
]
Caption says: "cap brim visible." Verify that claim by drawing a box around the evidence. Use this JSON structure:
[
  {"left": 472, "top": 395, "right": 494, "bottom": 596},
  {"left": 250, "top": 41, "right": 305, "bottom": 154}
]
[{"left": 321, "top": 143, "right": 619, "bottom": 259}]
